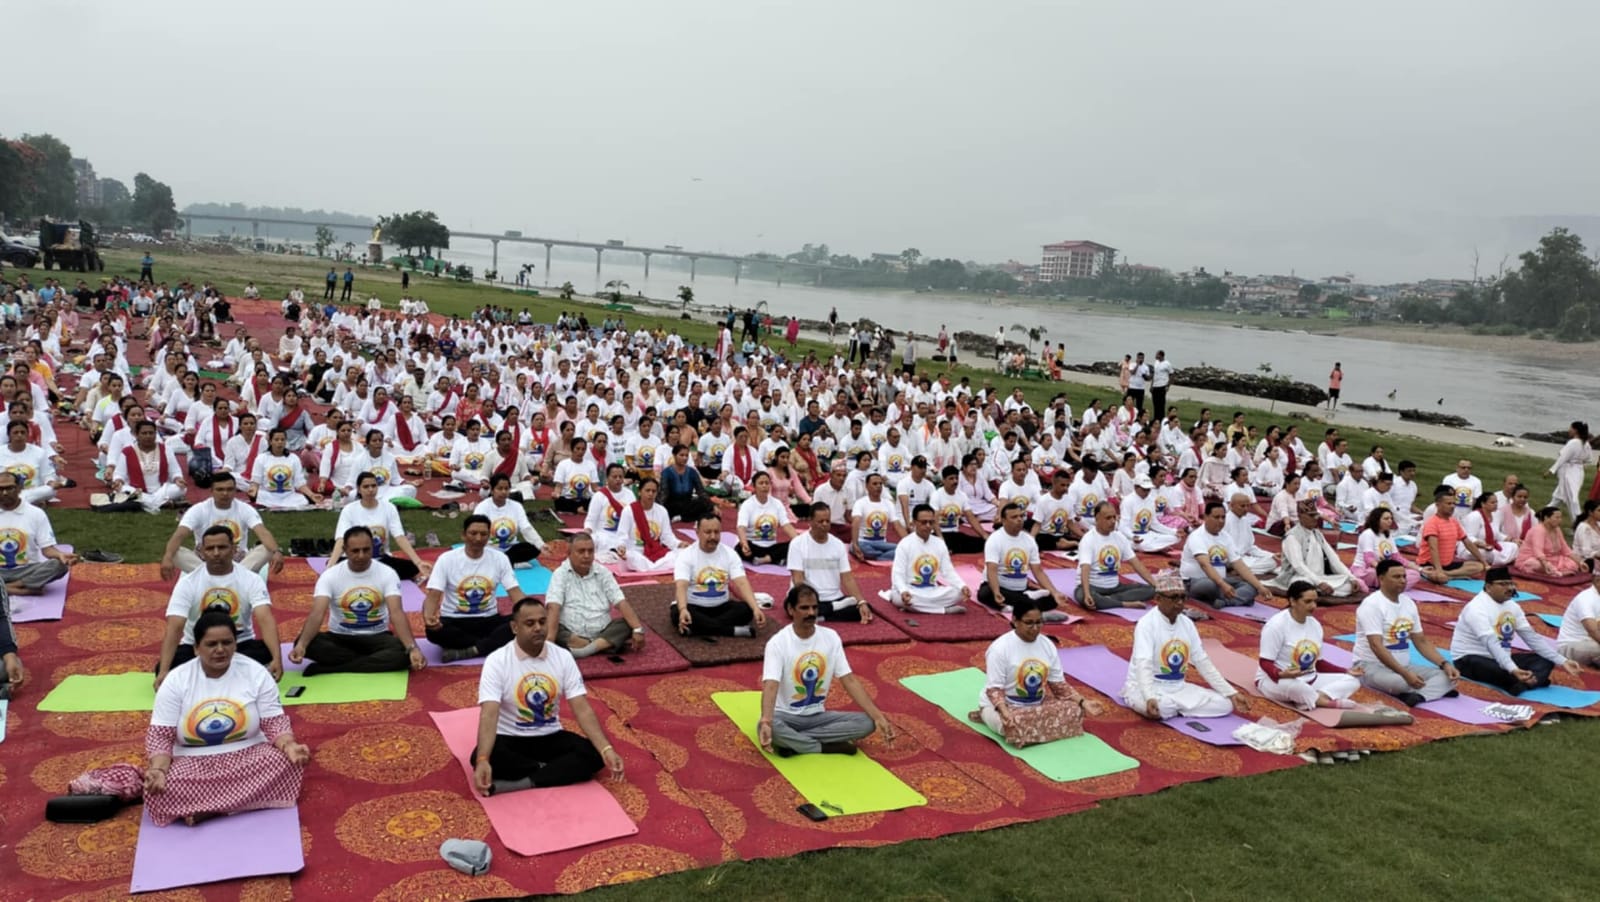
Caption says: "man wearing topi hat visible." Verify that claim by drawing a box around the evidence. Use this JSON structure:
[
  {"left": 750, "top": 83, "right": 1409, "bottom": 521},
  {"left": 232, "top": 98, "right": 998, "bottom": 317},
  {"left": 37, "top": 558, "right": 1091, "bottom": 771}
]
[
  {"left": 1448, "top": 566, "right": 1579, "bottom": 694},
  {"left": 1268, "top": 499, "right": 1359, "bottom": 600}
]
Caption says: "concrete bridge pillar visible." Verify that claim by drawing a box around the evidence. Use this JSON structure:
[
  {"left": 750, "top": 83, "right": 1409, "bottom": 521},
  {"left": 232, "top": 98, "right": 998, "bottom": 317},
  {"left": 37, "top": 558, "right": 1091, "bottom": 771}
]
[
  {"left": 595, "top": 247, "right": 603, "bottom": 277},
  {"left": 544, "top": 243, "right": 552, "bottom": 284},
  {"left": 251, "top": 221, "right": 259, "bottom": 239},
  {"left": 491, "top": 239, "right": 500, "bottom": 278},
  {"left": 734, "top": 260, "right": 741, "bottom": 284},
  {"left": 689, "top": 257, "right": 697, "bottom": 281},
  {"left": 643, "top": 251, "right": 651, "bottom": 278},
  {"left": 776, "top": 262, "right": 784, "bottom": 287}
]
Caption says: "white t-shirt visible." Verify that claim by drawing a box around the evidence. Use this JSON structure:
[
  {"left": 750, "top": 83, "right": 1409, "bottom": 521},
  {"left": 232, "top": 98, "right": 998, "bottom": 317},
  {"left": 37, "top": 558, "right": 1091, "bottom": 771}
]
[
  {"left": 165, "top": 564, "right": 272, "bottom": 645},
  {"left": 896, "top": 474, "right": 935, "bottom": 512},
  {"left": 995, "top": 473, "right": 1042, "bottom": 511},
  {"left": 426, "top": 546, "right": 518, "bottom": 617},
  {"left": 930, "top": 486, "right": 972, "bottom": 534},
  {"left": 851, "top": 495, "right": 902, "bottom": 543},
  {"left": 674, "top": 542, "right": 746, "bottom": 607},
  {"left": 787, "top": 531, "right": 852, "bottom": 601},
  {"left": 984, "top": 528, "right": 1040, "bottom": 593},
  {"left": 553, "top": 458, "right": 599, "bottom": 500},
  {"left": 0, "top": 501, "right": 58, "bottom": 567},
  {"left": 1352, "top": 590, "right": 1423, "bottom": 667},
  {"left": 1355, "top": 529, "right": 1403, "bottom": 567},
  {"left": 474, "top": 497, "right": 536, "bottom": 552},
  {"left": 983, "top": 630, "right": 1063, "bottom": 708},
  {"left": 477, "top": 641, "right": 586, "bottom": 737},
  {"left": 1257, "top": 609, "right": 1326, "bottom": 682},
  {"left": 1441, "top": 473, "right": 1483, "bottom": 513},
  {"left": 1180, "top": 527, "right": 1237, "bottom": 581},
  {"left": 739, "top": 494, "right": 792, "bottom": 547},
  {"left": 179, "top": 498, "right": 264, "bottom": 553},
  {"left": 1077, "top": 528, "right": 1135, "bottom": 590},
  {"left": 334, "top": 500, "right": 405, "bottom": 558},
  {"left": 586, "top": 488, "right": 636, "bottom": 547},
  {"left": 1450, "top": 593, "right": 1559, "bottom": 668},
  {"left": 1129, "top": 607, "right": 1212, "bottom": 690},
  {"left": 315, "top": 559, "right": 403, "bottom": 635},
  {"left": 151, "top": 656, "right": 278, "bottom": 757},
  {"left": 1028, "top": 491, "right": 1076, "bottom": 538},
  {"left": 1559, "top": 586, "right": 1600, "bottom": 646},
  {"left": 761, "top": 624, "right": 850, "bottom": 717},
  {"left": 1064, "top": 481, "right": 1105, "bottom": 523}
]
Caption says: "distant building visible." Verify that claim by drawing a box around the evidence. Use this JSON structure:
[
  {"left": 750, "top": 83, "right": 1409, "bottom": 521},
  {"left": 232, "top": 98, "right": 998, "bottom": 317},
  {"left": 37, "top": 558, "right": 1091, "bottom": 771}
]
[
  {"left": 1039, "top": 240, "right": 1116, "bottom": 282},
  {"left": 70, "top": 157, "right": 100, "bottom": 209}
]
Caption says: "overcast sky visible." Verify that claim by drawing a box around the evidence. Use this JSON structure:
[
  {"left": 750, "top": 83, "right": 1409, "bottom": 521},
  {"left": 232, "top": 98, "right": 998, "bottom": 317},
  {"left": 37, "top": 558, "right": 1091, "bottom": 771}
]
[{"left": 10, "top": 1, "right": 1599, "bottom": 282}]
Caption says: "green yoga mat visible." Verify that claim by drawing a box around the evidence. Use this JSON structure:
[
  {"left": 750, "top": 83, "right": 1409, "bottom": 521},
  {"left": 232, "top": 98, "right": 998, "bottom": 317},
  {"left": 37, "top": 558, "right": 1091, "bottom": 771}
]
[
  {"left": 711, "top": 691, "right": 926, "bottom": 815},
  {"left": 278, "top": 669, "right": 408, "bottom": 705},
  {"left": 39, "top": 673, "right": 157, "bottom": 712},
  {"left": 899, "top": 668, "right": 1140, "bottom": 783}
]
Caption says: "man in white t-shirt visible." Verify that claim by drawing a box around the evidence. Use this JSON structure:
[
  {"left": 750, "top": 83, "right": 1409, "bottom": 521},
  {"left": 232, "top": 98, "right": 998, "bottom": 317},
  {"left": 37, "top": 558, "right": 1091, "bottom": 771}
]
[
  {"left": 1180, "top": 500, "right": 1270, "bottom": 609},
  {"left": 0, "top": 472, "right": 74, "bottom": 595},
  {"left": 1441, "top": 459, "right": 1483, "bottom": 522},
  {"left": 1350, "top": 560, "right": 1459, "bottom": 705},
  {"left": 892, "top": 503, "right": 971, "bottom": 614},
  {"left": 1076, "top": 501, "right": 1159, "bottom": 611},
  {"left": 788, "top": 503, "right": 872, "bottom": 622},
  {"left": 1122, "top": 581, "right": 1248, "bottom": 720},
  {"left": 673, "top": 512, "right": 767, "bottom": 637},
  {"left": 895, "top": 456, "right": 936, "bottom": 525},
  {"left": 423, "top": 515, "right": 528, "bottom": 663},
  {"left": 158, "top": 473, "right": 285, "bottom": 578},
  {"left": 757, "top": 584, "right": 895, "bottom": 756},
  {"left": 851, "top": 473, "right": 906, "bottom": 561},
  {"left": 1557, "top": 571, "right": 1600, "bottom": 666},
  {"left": 1149, "top": 349, "right": 1173, "bottom": 421},
  {"left": 471, "top": 598, "right": 624, "bottom": 796},
  {"left": 288, "top": 525, "right": 423, "bottom": 675},
  {"left": 155, "top": 525, "right": 281, "bottom": 687},
  {"left": 1448, "top": 565, "right": 1577, "bottom": 695},
  {"left": 979, "top": 503, "right": 1069, "bottom": 619}
]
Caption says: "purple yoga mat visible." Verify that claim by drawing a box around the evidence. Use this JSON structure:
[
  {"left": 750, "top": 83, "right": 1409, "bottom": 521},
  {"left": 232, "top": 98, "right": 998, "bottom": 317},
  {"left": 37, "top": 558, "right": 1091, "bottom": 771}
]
[
  {"left": 417, "top": 638, "right": 484, "bottom": 667},
  {"left": 305, "top": 555, "right": 427, "bottom": 612},
  {"left": 1408, "top": 589, "right": 1462, "bottom": 604},
  {"left": 742, "top": 560, "right": 791, "bottom": 577},
  {"left": 10, "top": 573, "right": 69, "bottom": 622},
  {"left": 130, "top": 805, "right": 304, "bottom": 892},
  {"left": 1100, "top": 606, "right": 1147, "bottom": 622},
  {"left": 1044, "top": 567, "right": 1079, "bottom": 596},
  {"left": 1056, "top": 644, "right": 1250, "bottom": 746},
  {"left": 1320, "top": 643, "right": 1354, "bottom": 669},
  {"left": 1414, "top": 694, "right": 1504, "bottom": 725},
  {"left": 1213, "top": 602, "right": 1281, "bottom": 623}
]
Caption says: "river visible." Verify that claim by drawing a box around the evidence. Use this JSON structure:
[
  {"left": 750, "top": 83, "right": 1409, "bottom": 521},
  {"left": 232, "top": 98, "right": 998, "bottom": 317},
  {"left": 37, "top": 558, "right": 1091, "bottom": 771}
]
[{"left": 367, "top": 237, "right": 1597, "bottom": 438}]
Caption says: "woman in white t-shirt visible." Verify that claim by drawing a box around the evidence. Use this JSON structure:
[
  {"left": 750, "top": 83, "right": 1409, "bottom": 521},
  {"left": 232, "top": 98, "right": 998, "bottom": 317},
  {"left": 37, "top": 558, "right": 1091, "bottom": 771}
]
[
  {"left": 736, "top": 472, "right": 799, "bottom": 565},
  {"left": 552, "top": 437, "right": 600, "bottom": 514},
  {"left": 975, "top": 598, "right": 1102, "bottom": 744},
  {"left": 1351, "top": 507, "right": 1420, "bottom": 592},
  {"left": 330, "top": 473, "right": 431, "bottom": 582},
  {"left": 1255, "top": 581, "right": 1361, "bottom": 712},
  {"left": 143, "top": 611, "right": 310, "bottom": 827}
]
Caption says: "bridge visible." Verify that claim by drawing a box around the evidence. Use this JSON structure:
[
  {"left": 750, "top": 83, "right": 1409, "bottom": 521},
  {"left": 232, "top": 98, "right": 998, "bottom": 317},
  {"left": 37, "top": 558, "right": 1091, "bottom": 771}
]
[{"left": 179, "top": 213, "right": 858, "bottom": 285}]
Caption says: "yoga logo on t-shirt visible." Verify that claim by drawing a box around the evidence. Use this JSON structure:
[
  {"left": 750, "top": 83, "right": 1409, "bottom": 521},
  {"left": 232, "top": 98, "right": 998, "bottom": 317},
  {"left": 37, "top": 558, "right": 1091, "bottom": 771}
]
[
  {"left": 266, "top": 463, "right": 293, "bottom": 492},
  {"left": 1291, "top": 638, "right": 1320, "bottom": 671},
  {"left": 455, "top": 575, "right": 496, "bottom": 614},
  {"left": 491, "top": 518, "right": 518, "bottom": 549},
  {"left": 513, "top": 671, "right": 560, "bottom": 727},
  {"left": 753, "top": 513, "right": 779, "bottom": 542},
  {"left": 790, "top": 650, "right": 828, "bottom": 708},
  {"left": 336, "top": 585, "right": 384, "bottom": 629},
  {"left": 1095, "top": 544, "right": 1121, "bottom": 577},
  {"left": 1495, "top": 611, "right": 1517, "bottom": 649},
  {"left": 603, "top": 505, "right": 623, "bottom": 532},
  {"left": 5, "top": 463, "right": 34, "bottom": 487},
  {"left": 568, "top": 473, "right": 592, "bottom": 500},
  {"left": 1132, "top": 508, "right": 1153, "bottom": 535},
  {"left": 1154, "top": 495, "right": 1169, "bottom": 514},
  {"left": 199, "top": 587, "right": 242, "bottom": 622},
  {"left": 464, "top": 452, "right": 486, "bottom": 471},
  {"left": 938, "top": 503, "right": 962, "bottom": 531},
  {"left": 638, "top": 446, "right": 654, "bottom": 467},
  {"left": 1377, "top": 538, "right": 1396, "bottom": 559},
  {"left": 863, "top": 510, "right": 888, "bottom": 541},
  {"left": 1077, "top": 493, "right": 1100, "bottom": 517},
  {"left": 1156, "top": 638, "right": 1190, "bottom": 681},
  {"left": 1002, "top": 548, "right": 1028, "bottom": 578},
  {"left": 0, "top": 527, "right": 28, "bottom": 567},
  {"left": 1011, "top": 658, "right": 1048, "bottom": 705},
  {"left": 1045, "top": 509, "right": 1070, "bottom": 536},
  {"left": 182, "top": 697, "right": 249, "bottom": 747},
  {"left": 885, "top": 453, "right": 904, "bottom": 473},
  {"left": 691, "top": 566, "right": 729, "bottom": 602},
  {"left": 368, "top": 526, "right": 388, "bottom": 555},
  {"left": 1206, "top": 545, "right": 1228, "bottom": 567},
  {"left": 372, "top": 466, "right": 391, "bottom": 483},
  {"left": 1384, "top": 618, "right": 1414, "bottom": 651},
  {"left": 213, "top": 519, "right": 242, "bottom": 542},
  {"left": 911, "top": 553, "right": 940, "bottom": 588}
]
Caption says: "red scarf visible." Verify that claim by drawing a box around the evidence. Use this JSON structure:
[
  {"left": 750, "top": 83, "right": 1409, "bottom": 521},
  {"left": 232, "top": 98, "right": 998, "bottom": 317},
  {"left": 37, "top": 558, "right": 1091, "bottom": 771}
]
[
  {"left": 591, "top": 443, "right": 607, "bottom": 466},
  {"left": 327, "top": 440, "right": 349, "bottom": 476},
  {"left": 1282, "top": 445, "right": 1297, "bottom": 476},
  {"left": 798, "top": 447, "right": 822, "bottom": 488},
  {"left": 731, "top": 444, "right": 755, "bottom": 482},
  {"left": 630, "top": 501, "right": 670, "bottom": 562},
  {"left": 599, "top": 487, "right": 626, "bottom": 518},
  {"left": 1480, "top": 511, "right": 1500, "bottom": 551},
  {"left": 211, "top": 415, "right": 234, "bottom": 452},
  {"left": 26, "top": 420, "right": 41, "bottom": 445},
  {"left": 122, "top": 444, "right": 169, "bottom": 492},
  {"left": 240, "top": 433, "right": 264, "bottom": 477},
  {"left": 431, "top": 388, "right": 459, "bottom": 419},
  {"left": 275, "top": 399, "right": 301, "bottom": 432},
  {"left": 529, "top": 426, "right": 549, "bottom": 457},
  {"left": 493, "top": 447, "right": 518, "bottom": 477},
  {"left": 394, "top": 414, "right": 418, "bottom": 451}
]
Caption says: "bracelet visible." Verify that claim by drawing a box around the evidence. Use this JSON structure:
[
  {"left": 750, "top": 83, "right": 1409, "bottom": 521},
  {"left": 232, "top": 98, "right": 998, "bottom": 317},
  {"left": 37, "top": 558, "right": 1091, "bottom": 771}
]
[
  {"left": 600, "top": 745, "right": 614, "bottom": 754},
  {"left": 631, "top": 627, "right": 645, "bottom": 635}
]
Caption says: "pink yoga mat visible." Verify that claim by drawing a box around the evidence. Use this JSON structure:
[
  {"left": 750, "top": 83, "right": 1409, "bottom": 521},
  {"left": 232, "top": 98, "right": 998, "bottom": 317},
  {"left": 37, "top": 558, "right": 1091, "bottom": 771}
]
[
  {"left": 129, "top": 805, "right": 304, "bottom": 893},
  {"left": 429, "top": 708, "right": 638, "bottom": 856},
  {"left": 1409, "top": 589, "right": 1463, "bottom": 604},
  {"left": 306, "top": 555, "right": 427, "bottom": 612},
  {"left": 1202, "top": 638, "right": 1370, "bottom": 728},
  {"left": 1057, "top": 644, "right": 1251, "bottom": 746},
  {"left": 10, "top": 573, "right": 69, "bottom": 623},
  {"left": 742, "top": 560, "right": 791, "bottom": 577}
]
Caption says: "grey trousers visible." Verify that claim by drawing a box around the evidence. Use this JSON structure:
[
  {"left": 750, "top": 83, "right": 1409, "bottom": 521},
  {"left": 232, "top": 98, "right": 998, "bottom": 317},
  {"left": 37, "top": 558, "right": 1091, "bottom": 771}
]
[
  {"left": 556, "top": 618, "right": 632, "bottom": 651},
  {"left": 174, "top": 545, "right": 272, "bottom": 574},
  {"left": 1186, "top": 576, "right": 1256, "bottom": 608},
  {"left": 1074, "top": 581, "right": 1157, "bottom": 609},
  {"left": 771, "top": 710, "right": 875, "bottom": 754},
  {"left": 1, "top": 559, "right": 68, "bottom": 590},
  {"left": 1356, "top": 661, "right": 1455, "bottom": 702}
]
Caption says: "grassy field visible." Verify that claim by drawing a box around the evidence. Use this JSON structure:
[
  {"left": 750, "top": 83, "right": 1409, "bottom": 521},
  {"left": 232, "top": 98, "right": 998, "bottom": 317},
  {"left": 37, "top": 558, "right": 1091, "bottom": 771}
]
[{"left": 56, "top": 248, "right": 1588, "bottom": 902}]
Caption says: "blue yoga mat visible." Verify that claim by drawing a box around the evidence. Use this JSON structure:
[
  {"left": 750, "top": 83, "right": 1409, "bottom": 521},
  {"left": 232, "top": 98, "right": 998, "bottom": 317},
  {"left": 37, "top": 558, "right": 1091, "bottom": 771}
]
[
  {"left": 449, "top": 543, "right": 554, "bottom": 595},
  {"left": 1409, "top": 647, "right": 1600, "bottom": 709},
  {"left": 1536, "top": 613, "right": 1563, "bottom": 629},
  {"left": 1445, "top": 580, "right": 1539, "bottom": 601}
]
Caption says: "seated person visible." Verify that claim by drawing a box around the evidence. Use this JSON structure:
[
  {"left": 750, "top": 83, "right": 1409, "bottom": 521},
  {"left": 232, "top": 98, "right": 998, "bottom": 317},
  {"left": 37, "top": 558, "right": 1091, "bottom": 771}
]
[
  {"left": 850, "top": 473, "right": 906, "bottom": 561},
  {"left": 155, "top": 526, "right": 281, "bottom": 688},
  {"left": 545, "top": 532, "right": 645, "bottom": 658},
  {"left": 1556, "top": 569, "right": 1600, "bottom": 666},
  {"left": 1075, "top": 501, "right": 1159, "bottom": 611},
  {"left": 288, "top": 526, "right": 424, "bottom": 675},
  {"left": 473, "top": 474, "right": 547, "bottom": 566},
  {"left": 1464, "top": 493, "right": 1519, "bottom": 568},
  {"left": 1123, "top": 576, "right": 1250, "bottom": 719},
  {"left": 221, "top": 413, "right": 266, "bottom": 494},
  {"left": 1028, "top": 468, "right": 1082, "bottom": 552},
  {"left": 975, "top": 597, "right": 1103, "bottom": 745},
  {"left": 1268, "top": 499, "right": 1359, "bottom": 600},
  {"left": 736, "top": 471, "right": 800, "bottom": 566},
  {"left": 0, "top": 419, "right": 63, "bottom": 505},
  {"left": 552, "top": 437, "right": 600, "bottom": 514},
  {"left": 980, "top": 503, "right": 1070, "bottom": 618},
  {"left": 0, "top": 471, "right": 74, "bottom": 595},
  {"left": 660, "top": 443, "right": 713, "bottom": 523},
  {"left": 1221, "top": 491, "right": 1279, "bottom": 576},
  {"left": 931, "top": 464, "right": 989, "bottom": 554},
  {"left": 483, "top": 428, "right": 536, "bottom": 500},
  {"left": 673, "top": 512, "right": 767, "bottom": 637},
  {"left": 422, "top": 515, "right": 527, "bottom": 663},
  {"left": 251, "top": 428, "right": 322, "bottom": 510},
  {"left": 1351, "top": 560, "right": 1460, "bottom": 706},
  {"left": 1256, "top": 580, "right": 1361, "bottom": 711},
  {"left": 159, "top": 474, "right": 284, "bottom": 579},
  {"left": 349, "top": 429, "right": 418, "bottom": 502},
  {"left": 1448, "top": 566, "right": 1578, "bottom": 695},
  {"left": 108, "top": 420, "right": 188, "bottom": 513},
  {"left": 1180, "top": 501, "right": 1272, "bottom": 609},
  {"left": 471, "top": 598, "right": 624, "bottom": 796},
  {"left": 0, "top": 574, "right": 27, "bottom": 692},
  {"left": 1351, "top": 507, "right": 1422, "bottom": 592},
  {"left": 144, "top": 611, "right": 310, "bottom": 827},
  {"left": 787, "top": 502, "right": 872, "bottom": 622},
  {"left": 892, "top": 504, "right": 972, "bottom": 614},
  {"left": 331, "top": 472, "right": 432, "bottom": 582},
  {"left": 1118, "top": 475, "right": 1180, "bottom": 553},
  {"left": 1418, "top": 485, "right": 1487, "bottom": 583},
  {"left": 445, "top": 419, "right": 494, "bottom": 492},
  {"left": 585, "top": 464, "right": 637, "bottom": 563},
  {"left": 621, "top": 478, "right": 691, "bottom": 572},
  {"left": 1519, "top": 506, "right": 1586, "bottom": 579},
  {"left": 757, "top": 584, "right": 895, "bottom": 756}
]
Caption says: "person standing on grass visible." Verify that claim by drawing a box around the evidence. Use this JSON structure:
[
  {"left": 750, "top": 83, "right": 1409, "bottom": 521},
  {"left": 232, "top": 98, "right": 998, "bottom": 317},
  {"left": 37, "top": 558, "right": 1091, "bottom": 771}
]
[
  {"left": 341, "top": 268, "right": 354, "bottom": 302},
  {"left": 1448, "top": 566, "right": 1577, "bottom": 695},
  {"left": 324, "top": 268, "right": 337, "bottom": 300},
  {"left": 1126, "top": 351, "right": 1150, "bottom": 416},
  {"left": 1326, "top": 362, "right": 1343, "bottom": 411},
  {"left": 140, "top": 252, "right": 154, "bottom": 283},
  {"left": 1351, "top": 559, "right": 1459, "bottom": 706},
  {"left": 1150, "top": 349, "right": 1172, "bottom": 421}
]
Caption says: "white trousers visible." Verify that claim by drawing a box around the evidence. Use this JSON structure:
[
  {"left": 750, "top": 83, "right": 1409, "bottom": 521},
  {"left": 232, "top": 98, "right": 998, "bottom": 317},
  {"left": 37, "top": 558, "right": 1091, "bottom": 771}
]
[
  {"left": 1239, "top": 549, "right": 1279, "bottom": 576},
  {"left": 901, "top": 584, "right": 965, "bottom": 614},
  {"left": 376, "top": 484, "right": 417, "bottom": 501},
  {"left": 1256, "top": 673, "right": 1360, "bottom": 711},
  {"left": 1121, "top": 679, "right": 1233, "bottom": 718},
  {"left": 257, "top": 491, "right": 311, "bottom": 511},
  {"left": 137, "top": 484, "right": 188, "bottom": 513},
  {"left": 1131, "top": 533, "right": 1179, "bottom": 553},
  {"left": 625, "top": 548, "right": 679, "bottom": 573},
  {"left": 21, "top": 486, "right": 55, "bottom": 506},
  {"left": 1559, "top": 639, "right": 1600, "bottom": 667}
]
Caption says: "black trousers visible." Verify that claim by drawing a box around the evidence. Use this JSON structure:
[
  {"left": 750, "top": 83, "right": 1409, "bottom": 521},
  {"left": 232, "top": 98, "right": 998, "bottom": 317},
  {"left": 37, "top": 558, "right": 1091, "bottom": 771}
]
[
  {"left": 340, "top": 283, "right": 352, "bottom": 301},
  {"left": 324, "top": 282, "right": 335, "bottom": 299},
  {"left": 378, "top": 554, "right": 420, "bottom": 582},
  {"left": 472, "top": 731, "right": 604, "bottom": 787},
  {"left": 1127, "top": 388, "right": 1146, "bottom": 416},
  {"left": 664, "top": 493, "right": 713, "bottom": 523},
  {"left": 1454, "top": 652, "right": 1555, "bottom": 695},
  {"left": 939, "top": 530, "right": 987, "bottom": 554},
  {"left": 1035, "top": 532, "right": 1077, "bottom": 552},
  {"left": 167, "top": 638, "right": 271, "bottom": 671},
  {"left": 672, "top": 601, "right": 752, "bottom": 636},
  {"left": 426, "top": 614, "right": 513, "bottom": 653},
  {"left": 140, "top": 266, "right": 153, "bottom": 282},
  {"left": 1151, "top": 386, "right": 1168, "bottom": 421},
  {"left": 499, "top": 542, "right": 540, "bottom": 565},
  {"left": 306, "top": 631, "right": 408, "bottom": 673},
  {"left": 737, "top": 540, "right": 790, "bottom": 566},
  {"left": 552, "top": 495, "right": 587, "bottom": 514},
  {"left": 977, "top": 582, "right": 1057, "bottom": 612}
]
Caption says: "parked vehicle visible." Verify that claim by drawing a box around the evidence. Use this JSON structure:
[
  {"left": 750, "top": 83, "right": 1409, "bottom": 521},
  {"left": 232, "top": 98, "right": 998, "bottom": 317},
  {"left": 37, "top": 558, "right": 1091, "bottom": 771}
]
[{"left": 39, "top": 219, "right": 103, "bottom": 271}]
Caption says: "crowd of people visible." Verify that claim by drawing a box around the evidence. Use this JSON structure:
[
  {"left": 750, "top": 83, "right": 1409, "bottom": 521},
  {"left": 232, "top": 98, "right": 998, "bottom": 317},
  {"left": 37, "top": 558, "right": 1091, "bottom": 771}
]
[{"left": 3, "top": 267, "right": 1599, "bottom": 828}]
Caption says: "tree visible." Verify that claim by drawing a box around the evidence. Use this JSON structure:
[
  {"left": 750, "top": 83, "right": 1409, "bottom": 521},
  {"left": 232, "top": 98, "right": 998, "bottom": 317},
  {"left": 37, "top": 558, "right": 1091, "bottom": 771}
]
[
  {"left": 377, "top": 210, "right": 450, "bottom": 256},
  {"left": 899, "top": 247, "right": 922, "bottom": 271},
  {"left": 603, "top": 279, "right": 629, "bottom": 303},
  {"left": 0, "top": 141, "right": 24, "bottom": 218},
  {"left": 677, "top": 285, "right": 694, "bottom": 308},
  {"left": 93, "top": 178, "right": 132, "bottom": 226},
  {"left": 1499, "top": 228, "right": 1600, "bottom": 331},
  {"left": 1298, "top": 283, "right": 1322, "bottom": 304},
  {"left": 20, "top": 134, "right": 77, "bottom": 217},
  {"left": 313, "top": 225, "right": 335, "bottom": 256},
  {"left": 130, "top": 172, "right": 178, "bottom": 233},
  {"left": 559, "top": 282, "right": 575, "bottom": 301}
]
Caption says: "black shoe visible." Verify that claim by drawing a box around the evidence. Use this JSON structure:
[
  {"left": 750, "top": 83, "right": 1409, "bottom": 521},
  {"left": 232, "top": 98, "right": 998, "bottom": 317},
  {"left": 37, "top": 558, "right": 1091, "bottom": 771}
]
[
  {"left": 820, "top": 741, "right": 859, "bottom": 755},
  {"left": 1444, "top": 689, "right": 1460, "bottom": 698},
  {"left": 1397, "top": 692, "right": 1425, "bottom": 707},
  {"left": 316, "top": 539, "right": 335, "bottom": 556},
  {"left": 774, "top": 747, "right": 798, "bottom": 758}
]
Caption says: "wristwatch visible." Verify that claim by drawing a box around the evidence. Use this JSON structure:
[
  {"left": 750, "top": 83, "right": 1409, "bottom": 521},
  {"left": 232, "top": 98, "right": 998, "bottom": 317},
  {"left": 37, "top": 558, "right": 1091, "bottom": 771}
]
[{"left": 631, "top": 627, "right": 645, "bottom": 635}]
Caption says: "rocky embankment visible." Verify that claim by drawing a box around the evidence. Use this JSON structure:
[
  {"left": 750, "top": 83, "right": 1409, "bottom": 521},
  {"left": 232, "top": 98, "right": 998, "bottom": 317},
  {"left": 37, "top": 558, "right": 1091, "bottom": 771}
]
[
  {"left": 1060, "top": 360, "right": 1329, "bottom": 406},
  {"left": 1348, "top": 402, "right": 1474, "bottom": 428}
]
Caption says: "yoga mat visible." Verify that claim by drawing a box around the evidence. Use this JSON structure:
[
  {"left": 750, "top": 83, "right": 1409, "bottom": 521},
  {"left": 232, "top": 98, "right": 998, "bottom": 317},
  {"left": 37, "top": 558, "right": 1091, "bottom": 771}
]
[
  {"left": 1411, "top": 647, "right": 1600, "bottom": 710},
  {"left": 631, "top": 583, "right": 779, "bottom": 665},
  {"left": 277, "top": 668, "right": 408, "bottom": 705},
  {"left": 1409, "top": 589, "right": 1462, "bottom": 603},
  {"left": 1201, "top": 639, "right": 1398, "bottom": 728},
  {"left": 129, "top": 805, "right": 305, "bottom": 893},
  {"left": 416, "top": 638, "right": 484, "bottom": 667},
  {"left": 1536, "top": 613, "right": 1563, "bottom": 629},
  {"left": 39, "top": 672, "right": 155, "bottom": 713},
  {"left": 711, "top": 691, "right": 927, "bottom": 815},
  {"left": 1321, "top": 643, "right": 1354, "bottom": 669},
  {"left": 304, "top": 555, "right": 427, "bottom": 611},
  {"left": 1044, "top": 567, "right": 1078, "bottom": 596},
  {"left": 1212, "top": 602, "right": 1281, "bottom": 623},
  {"left": 429, "top": 708, "right": 639, "bottom": 856},
  {"left": 742, "top": 561, "right": 792, "bottom": 577},
  {"left": 510, "top": 564, "right": 552, "bottom": 596},
  {"left": 1056, "top": 644, "right": 1250, "bottom": 745},
  {"left": 574, "top": 636, "right": 694, "bottom": 679},
  {"left": 10, "top": 572, "right": 70, "bottom": 623},
  {"left": 1445, "top": 579, "right": 1539, "bottom": 601},
  {"left": 874, "top": 598, "right": 1009, "bottom": 643},
  {"left": 0, "top": 699, "right": 7, "bottom": 743},
  {"left": 1098, "top": 606, "right": 1147, "bottom": 622},
  {"left": 899, "top": 668, "right": 1139, "bottom": 782},
  {"left": 1512, "top": 568, "right": 1594, "bottom": 587}
]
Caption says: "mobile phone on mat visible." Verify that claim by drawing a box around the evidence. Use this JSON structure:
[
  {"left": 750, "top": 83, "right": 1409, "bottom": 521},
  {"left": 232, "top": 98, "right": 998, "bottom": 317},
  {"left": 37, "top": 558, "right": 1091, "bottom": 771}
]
[{"left": 796, "top": 804, "right": 829, "bottom": 822}]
